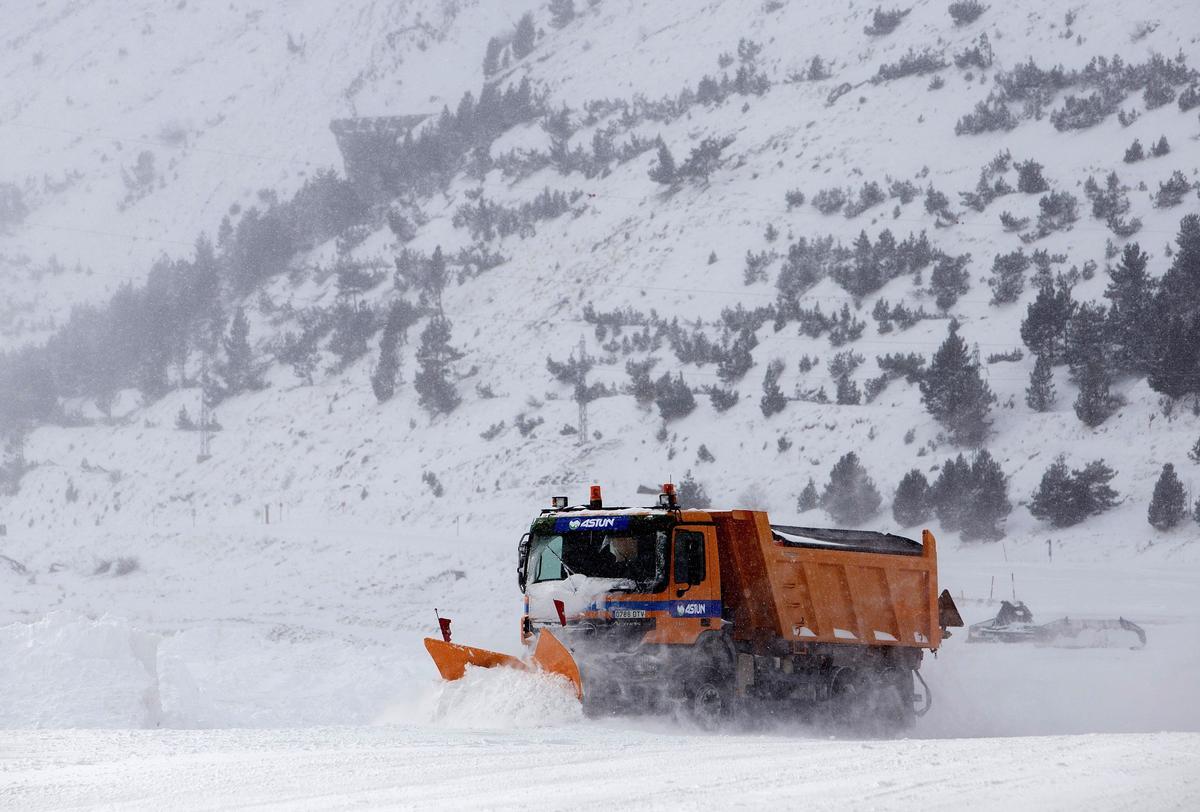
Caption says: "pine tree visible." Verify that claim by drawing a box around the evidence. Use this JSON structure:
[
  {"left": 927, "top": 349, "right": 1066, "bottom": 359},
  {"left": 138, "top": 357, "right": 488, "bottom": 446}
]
[
  {"left": 930, "top": 454, "right": 970, "bottom": 531},
  {"left": 1076, "top": 460, "right": 1120, "bottom": 517},
  {"left": 1149, "top": 215, "right": 1200, "bottom": 399},
  {"left": 1189, "top": 436, "right": 1200, "bottom": 463},
  {"left": 626, "top": 359, "right": 657, "bottom": 406},
  {"left": 1123, "top": 139, "right": 1144, "bottom": 163},
  {"left": 821, "top": 452, "right": 882, "bottom": 524},
  {"left": 420, "top": 246, "right": 450, "bottom": 316},
  {"left": 961, "top": 450, "right": 1011, "bottom": 540},
  {"left": 414, "top": 315, "right": 463, "bottom": 415},
  {"left": 1148, "top": 315, "right": 1198, "bottom": 399},
  {"left": 217, "top": 214, "right": 234, "bottom": 249},
  {"left": 920, "top": 321, "right": 995, "bottom": 444},
  {"left": 1064, "top": 302, "right": 1111, "bottom": 378},
  {"left": 1074, "top": 364, "right": 1117, "bottom": 427},
  {"left": 892, "top": 469, "right": 931, "bottom": 526},
  {"left": 512, "top": 13, "right": 537, "bottom": 59},
  {"left": 1150, "top": 135, "right": 1170, "bottom": 157},
  {"left": 328, "top": 301, "right": 375, "bottom": 370},
  {"left": 648, "top": 139, "right": 677, "bottom": 185},
  {"left": 1065, "top": 302, "right": 1117, "bottom": 427},
  {"left": 549, "top": 0, "right": 575, "bottom": 27},
  {"left": 806, "top": 55, "right": 830, "bottom": 80},
  {"left": 760, "top": 359, "right": 787, "bottom": 416},
  {"left": 1147, "top": 463, "right": 1187, "bottom": 530},
  {"left": 189, "top": 235, "right": 223, "bottom": 353},
  {"left": 835, "top": 375, "right": 862, "bottom": 405},
  {"left": 212, "top": 306, "right": 260, "bottom": 399},
  {"left": 654, "top": 372, "right": 696, "bottom": 421},
  {"left": 678, "top": 470, "right": 710, "bottom": 508},
  {"left": 1025, "top": 354, "right": 1056, "bottom": 411},
  {"left": 988, "top": 250, "right": 1030, "bottom": 305},
  {"left": 482, "top": 37, "right": 503, "bottom": 76},
  {"left": 707, "top": 385, "right": 738, "bottom": 412},
  {"left": 1016, "top": 159, "right": 1049, "bottom": 193},
  {"left": 797, "top": 478, "right": 820, "bottom": 511},
  {"left": 678, "top": 136, "right": 733, "bottom": 184},
  {"left": 371, "top": 300, "right": 415, "bottom": 403},
  {"left": 929, "top": 253, "right": 970, "bottom": 310},
  {"left": 1030, "top": 456, "right": 1119, "bottom": 527},
  {"left": 1029, "top": 456, "right": 1076, "bottom": 527},
  {"left": 136, "top": 350, "right": 171, "bottom": 401},
  {"left": 1104, "top": 243, "right": 1156, "bottom": 373},
  {"left": 1020, "top": 276, "right": 1075, "bottom": 361},
  {"left": 716, "top": 331, "right": 755, "bottom": 383},
  {"left": 1155, "top": 215, "right": 1200, "bottom": 312},
  {"left": 847, "top": 231, "right": 880, "bottom": 297}
]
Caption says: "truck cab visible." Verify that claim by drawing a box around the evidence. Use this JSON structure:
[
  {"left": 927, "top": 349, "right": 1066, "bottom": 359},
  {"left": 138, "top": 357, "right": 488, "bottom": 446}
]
[{"left": 519, "top": 504, "right": 724, "bottom": 649}]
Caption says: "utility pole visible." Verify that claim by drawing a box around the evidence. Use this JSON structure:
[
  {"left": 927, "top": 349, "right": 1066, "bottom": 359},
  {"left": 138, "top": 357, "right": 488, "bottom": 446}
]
[
  {"left": 198, "top": 394, "right": 212, "bottom": 463},
  {"left": 197, "top": 357, "right": 212, "bottom": 463}
]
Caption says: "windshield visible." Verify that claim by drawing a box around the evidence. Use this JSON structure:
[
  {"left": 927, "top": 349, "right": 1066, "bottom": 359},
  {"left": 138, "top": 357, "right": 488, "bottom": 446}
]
[{"left": 528, "top": 529, "right": 668, "bottom": 593}]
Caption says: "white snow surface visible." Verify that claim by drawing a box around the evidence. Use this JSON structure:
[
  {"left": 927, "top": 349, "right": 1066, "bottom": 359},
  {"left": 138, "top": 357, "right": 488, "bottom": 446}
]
[{"left": 3, "top": 727, "right": 1198, "bottom": 811}]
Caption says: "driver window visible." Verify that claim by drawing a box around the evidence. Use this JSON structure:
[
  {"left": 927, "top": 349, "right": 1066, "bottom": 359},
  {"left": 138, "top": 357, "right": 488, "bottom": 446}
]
[
  {"left": 534, "top": 536, "right": 564, "bottom": 582},
  {"left": 673, "top": 530, "right": 706, "bottom": 585}
]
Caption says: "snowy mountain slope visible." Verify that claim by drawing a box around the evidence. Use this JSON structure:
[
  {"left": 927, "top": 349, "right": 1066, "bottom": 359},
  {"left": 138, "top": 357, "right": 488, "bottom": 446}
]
[
  {"left": 0, "top": 0, "right": 530, "bottom": 347},
  {"left": 1, "top": 0, "right": 1200, "bottom": 754},
  {"left": 5, "top": 0, "right": 1199, "bottom": 545}
]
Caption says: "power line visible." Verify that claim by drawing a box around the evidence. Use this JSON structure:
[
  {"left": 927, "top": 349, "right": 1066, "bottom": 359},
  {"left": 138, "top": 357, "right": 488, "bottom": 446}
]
[
  {"left": 481, "top": 174, "right": 1187, "bottom": 237},
  {"left": 1, "top": 121, "right": 322, "bottom": 167},
  {"left": 22, "top": 220, "right": 195, "bottom": 248}
]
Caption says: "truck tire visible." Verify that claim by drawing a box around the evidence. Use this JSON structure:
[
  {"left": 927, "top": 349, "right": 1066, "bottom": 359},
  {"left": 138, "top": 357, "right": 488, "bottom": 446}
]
[
  {"left": 870, "top": 668, "right": 915, "bottom": 736},
  {"left": 685, "top": 636, "right": 735, "bottom": 730},
  {"left": 688, "top": 664, "right": 732, "bottom": 730},
  {"left": 829, "top": 666, "right": 913, "bottom": 736}
]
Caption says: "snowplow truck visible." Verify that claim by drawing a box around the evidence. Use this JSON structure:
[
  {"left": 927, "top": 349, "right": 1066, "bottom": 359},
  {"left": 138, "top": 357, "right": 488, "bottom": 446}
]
[{"left": 425, "top": 484, "right": 963, "bottom": 729}]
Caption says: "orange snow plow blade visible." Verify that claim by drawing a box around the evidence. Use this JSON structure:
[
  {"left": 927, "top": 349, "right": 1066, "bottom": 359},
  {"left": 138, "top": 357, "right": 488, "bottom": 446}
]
[
  {"left": 423, "top": 629, "right": 583, "bottom": 698},
  {"left": 529, "top": 629, "right": 582, "bottom": 698},
  {"left": 423, "top": 638, "right": 527, "bottom": 681}
]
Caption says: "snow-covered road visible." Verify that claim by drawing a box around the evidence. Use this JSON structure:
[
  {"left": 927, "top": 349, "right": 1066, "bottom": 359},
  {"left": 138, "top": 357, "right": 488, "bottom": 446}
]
[{"left": 2, "top": 726, "right": 1197, "bottom": 811}]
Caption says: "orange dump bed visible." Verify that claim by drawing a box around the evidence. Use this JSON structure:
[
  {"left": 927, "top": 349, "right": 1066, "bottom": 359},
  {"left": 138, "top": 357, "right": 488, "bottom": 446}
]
[{"left": 712, "top": 510, "right": 941, "bottom": 651}]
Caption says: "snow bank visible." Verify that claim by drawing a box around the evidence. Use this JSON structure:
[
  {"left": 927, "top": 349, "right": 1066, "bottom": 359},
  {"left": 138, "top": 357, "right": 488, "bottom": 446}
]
[
  {"left": 0, "top": 613, "right": 164, "bottom": 729},
  {"left": 0, "top": 613, "right": 416, "bottom": 730},
  {"left": 161, "top": 624, "right": 414, "bottom": 728}
]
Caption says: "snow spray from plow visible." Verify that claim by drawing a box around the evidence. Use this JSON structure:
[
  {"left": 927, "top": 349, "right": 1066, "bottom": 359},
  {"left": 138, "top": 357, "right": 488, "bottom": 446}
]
[{"left": 424, "top": 626, "right": 582, "bottom": 698}]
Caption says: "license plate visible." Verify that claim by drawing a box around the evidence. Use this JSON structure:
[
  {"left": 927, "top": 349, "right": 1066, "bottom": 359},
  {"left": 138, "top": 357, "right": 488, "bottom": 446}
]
[{"left": 612, "top": 608, "right": 647, "bottom": 619}]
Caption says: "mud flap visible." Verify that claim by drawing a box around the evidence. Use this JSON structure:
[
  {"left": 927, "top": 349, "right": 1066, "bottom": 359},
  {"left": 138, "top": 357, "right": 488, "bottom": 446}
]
[{"left": 938, "top": 589, "right": 964, "bottom": 632}]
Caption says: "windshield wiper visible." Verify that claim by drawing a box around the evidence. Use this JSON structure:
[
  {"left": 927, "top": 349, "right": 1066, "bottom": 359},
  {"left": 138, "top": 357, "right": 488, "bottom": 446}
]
[{"left": 542, "top": 545, "right": 579, "bottom": 592}]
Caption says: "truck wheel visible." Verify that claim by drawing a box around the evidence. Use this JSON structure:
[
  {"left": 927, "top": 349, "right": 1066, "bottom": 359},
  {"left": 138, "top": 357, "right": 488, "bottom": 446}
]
[
  {"left": 688, "top": 666, "right": 731, "bottom": 730},
  {"left": 828, "top": 666, "right": 865, "bottom": 728},
  {"left": 867, "top": 670, "right": 914, "bottom": 736},
  {"left": 830, "top": 667, "right": 913, "bottom": 736}
]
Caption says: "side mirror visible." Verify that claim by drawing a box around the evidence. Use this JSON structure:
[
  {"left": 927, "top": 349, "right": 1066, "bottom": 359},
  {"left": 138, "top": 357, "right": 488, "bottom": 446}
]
[{"left": 517, "top": 533, "right": 531, "bottom": 591}]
